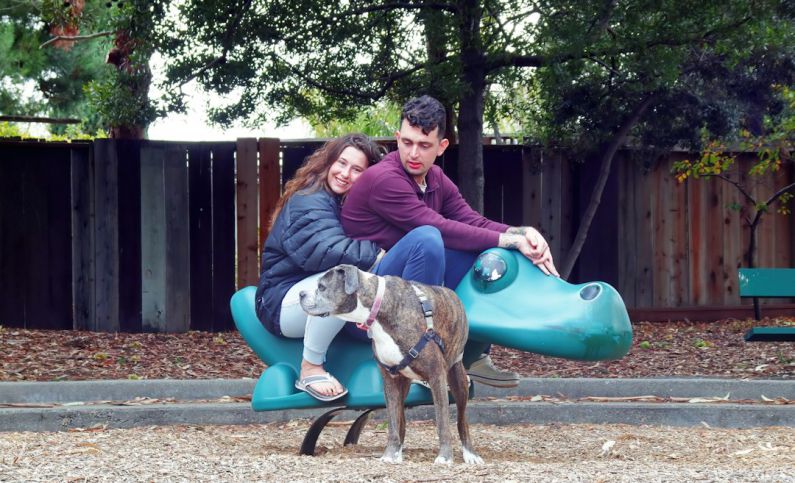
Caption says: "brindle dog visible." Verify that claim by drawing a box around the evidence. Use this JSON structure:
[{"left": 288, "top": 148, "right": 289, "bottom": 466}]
[{"left": 300, "top": 264, "right": 482, "bottom": 464}]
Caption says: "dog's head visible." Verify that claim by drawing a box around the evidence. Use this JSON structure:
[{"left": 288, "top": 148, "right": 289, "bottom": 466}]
[{"left": 299, "top": 264, "right": 362, "bottom": 317}]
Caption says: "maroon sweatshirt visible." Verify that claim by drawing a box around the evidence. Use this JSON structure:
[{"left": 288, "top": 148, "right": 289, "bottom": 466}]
[{"left": 341, "top": 151, "right": 509, "bottom": 251}]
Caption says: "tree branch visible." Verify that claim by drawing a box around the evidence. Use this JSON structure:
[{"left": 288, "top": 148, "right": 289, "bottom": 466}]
[
  {"left": 345, "top": 2, "right": 457, "bottom": 15},
  {"left": 586, "top": 0, "right": 617, "bottom": 39},
  {"left": 0, "top": 115, "right": 80, "bottom": 124},
  {"left": 175, "top": 0, "right": 253, "bottom": 87},
  {"left": 483, "top": 3, "right": 516, "bottom": 47},
  {"left": 764, "top": 181, "right": 795, "bottom": 207},
  {"left": 486, "top": 14, "right": 753, "bottom": 73},
  {"left": 560, "top": 93, "right": 657, "bottom": 279},
  {"left": 279, "top": 54, "right": 438, "bottom": 100},
  {"left": 712, "top": 174, "right": 757, "bottom": 206},
  {"left": 40, "top": 31, "right": 115, "bottom": 49}
]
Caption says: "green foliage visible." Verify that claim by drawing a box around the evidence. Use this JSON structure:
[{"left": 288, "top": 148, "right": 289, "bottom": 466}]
[
  {"left": 308, "top": 100, "right": 401, "bottom": 138},
  {"left": 0, "top": 1, "right": 114, "bottom": 133},
  {"left": 155, "top": 0, "right": 792, "bottom": 141},
  {"left": 671, "top": 84, "right": 795, "bottom": 268},
  {"left": 673, "top": 85, "right": 794, "bottom": 185},
  {"left": 84, "top": 70, "right": 160, "bottom": 131},
  {"left": 0, "top": 0, "right": 166, "bottom": 137},
  {"left": 692, "top": 338, "right": 713, "bottom": 349},
  {"left": 530, "top": 1, "right": 793, "bottom": 153},
  {"left": 0, "top": 121, "right": 28, "bottom": 138}
]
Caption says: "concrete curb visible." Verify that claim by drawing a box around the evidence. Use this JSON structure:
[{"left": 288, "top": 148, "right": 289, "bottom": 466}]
[
  {"left": 477, "top": 377, "right": 795, "bottom": 400},
  {"left": 3, "top": 377, "right": 792, "bottom": 404},
  {"left": 0, "top": 378, "right": 257, "bottom": 404},
  {"left": 1, "top": 378, "right": 792, "bottom": 432},
  {"left": 1, "top": 401, "right": 792, "bottom": 433}
]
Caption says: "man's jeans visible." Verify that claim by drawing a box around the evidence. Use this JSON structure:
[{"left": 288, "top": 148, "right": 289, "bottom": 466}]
[{"left": 344, "top": 225, "right": 481, "bottom": 342}]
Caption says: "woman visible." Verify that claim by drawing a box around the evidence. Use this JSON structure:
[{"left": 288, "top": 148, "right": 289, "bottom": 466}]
[{"left": 255, "top": 133, "right": 383, "bottom": 402}]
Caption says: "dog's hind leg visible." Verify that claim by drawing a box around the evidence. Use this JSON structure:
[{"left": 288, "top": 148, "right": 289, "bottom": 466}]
[
  {"left": 427, "top": 370, "right": 454, "bottom": 465},
  {"left": 380, "top": 372, "right": 410, "bottom": 463},
  {"left": 397, "top": 377, "right": 411, "bottom": 446},
  {"left": 448, "top": 361, "right": 483, "bottom": 464}
]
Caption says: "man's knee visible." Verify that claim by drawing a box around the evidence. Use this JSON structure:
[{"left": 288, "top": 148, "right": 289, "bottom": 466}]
[{"left": 407, "top": 225, "right": 443, "bottom": 253}]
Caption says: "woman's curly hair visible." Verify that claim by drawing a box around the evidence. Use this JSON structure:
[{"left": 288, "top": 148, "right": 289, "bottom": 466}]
[{"left": 269, "top": 133, "right": 384, "bottom": 228}]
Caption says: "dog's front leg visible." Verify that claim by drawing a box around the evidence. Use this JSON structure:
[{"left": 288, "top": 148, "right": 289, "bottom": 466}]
[
  {"left": 427, "top": 371, "right": 454, "bottom": 464},
  {"left": 448, "top": 361, "right": 483, "bottom": 464},
  {"left": 380, "top": 372, "right": 409, "bottom": 463}
]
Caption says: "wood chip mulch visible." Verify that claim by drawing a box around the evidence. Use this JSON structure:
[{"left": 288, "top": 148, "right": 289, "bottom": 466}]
[
  {"left": 1, "top": 422, "right": 794, "bottom": 481},
  {"left": 1, "top": 319, "right": 794, "bottom": 481},
  {"left": 1, "top": 317, "right": 792, "bottom": 382}
]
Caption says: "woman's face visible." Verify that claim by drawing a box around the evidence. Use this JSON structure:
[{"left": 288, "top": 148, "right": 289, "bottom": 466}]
[{"left": 326, "top": 146, "right": 369, "bottom": 195}]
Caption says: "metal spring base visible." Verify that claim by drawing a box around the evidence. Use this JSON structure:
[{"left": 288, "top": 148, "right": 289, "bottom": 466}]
[{"left": 299, "top": 408, "right": 377, "bottom": 455}]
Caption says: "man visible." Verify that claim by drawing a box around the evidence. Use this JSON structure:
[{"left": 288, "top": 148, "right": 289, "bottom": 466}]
[{"left": 342, "top": 95, "right": 559, "bottom": 387}]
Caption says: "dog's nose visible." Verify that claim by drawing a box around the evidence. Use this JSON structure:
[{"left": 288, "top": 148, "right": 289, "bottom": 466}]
[
  {"left": 579, "top": 283, "right": 601, "bottom": 301},
  {"left": 299, "top": 290, "right": 306, "bottom": 299}
]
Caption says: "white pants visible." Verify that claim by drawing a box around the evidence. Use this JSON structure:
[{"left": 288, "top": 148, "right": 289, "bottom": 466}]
[{"left": 279, "top": 272, "right": 348, "bottom": 365}]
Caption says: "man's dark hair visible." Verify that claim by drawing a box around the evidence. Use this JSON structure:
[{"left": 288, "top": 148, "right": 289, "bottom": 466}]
[{"left": 401, "top": 95, "right": 446, "bottom": 138}]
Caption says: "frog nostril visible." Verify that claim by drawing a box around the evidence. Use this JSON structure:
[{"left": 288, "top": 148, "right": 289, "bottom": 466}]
[{"left": 579, "top": 284, "right": 601, "bottom": 301}]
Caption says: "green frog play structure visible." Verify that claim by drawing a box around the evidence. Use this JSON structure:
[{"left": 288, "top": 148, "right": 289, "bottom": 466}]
[{"left": 230, "top": 248, "right": 633, "bottom": 454}]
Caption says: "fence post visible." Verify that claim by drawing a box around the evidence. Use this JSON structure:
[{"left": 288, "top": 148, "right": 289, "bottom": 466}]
[
  {"left": 236, "top": 138, "right": 259, "bottom": 289},
  {"left": 258, "top": 137, "right": 281, "bottom": 265},
  {"left": 92, "top": 139, "right": 121, "bottom": 332},
  {"left": 72, "top": 144, "right": 94, "bottom": 330}
]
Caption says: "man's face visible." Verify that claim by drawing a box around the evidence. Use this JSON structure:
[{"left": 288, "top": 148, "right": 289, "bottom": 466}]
[{"left": 395, "top": 119, "right": 449, "bottom": 184}]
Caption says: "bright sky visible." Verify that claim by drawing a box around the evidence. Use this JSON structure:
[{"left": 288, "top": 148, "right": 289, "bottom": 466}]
[
  {"left": 147, "top": 53, "right": 314, "bottom": 141},
  {"left": 147, "top": 106, "right": 313, "bottom": 141}
]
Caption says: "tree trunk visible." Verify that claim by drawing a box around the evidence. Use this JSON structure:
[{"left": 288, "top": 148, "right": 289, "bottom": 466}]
[
  {"left": 455, "top": 0, "right": 486, "bottom": 213},
  {"left": 748, "top": 214, "right": 761, "bottom": 319},
  {"left": 560, "top": 94, "right": 655, "bottom": 279},
  {"left": 422, "top": 9, "right": 457, "bottom": 144},
  {"left": 106, "top": 30, "right": 149, "bottom": 140}
]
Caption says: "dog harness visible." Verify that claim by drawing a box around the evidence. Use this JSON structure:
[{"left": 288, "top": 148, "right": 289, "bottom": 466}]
[{"left": 361, "top": 278, "right": 445, "bottom": 376}]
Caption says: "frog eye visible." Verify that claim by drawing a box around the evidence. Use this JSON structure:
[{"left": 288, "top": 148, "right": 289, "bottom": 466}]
[
  {"left": 474, "top": 253, "right": 507, "bottom": 283},
  {"left": 471, "top": 251, "right": 517, "bottom": 293}
]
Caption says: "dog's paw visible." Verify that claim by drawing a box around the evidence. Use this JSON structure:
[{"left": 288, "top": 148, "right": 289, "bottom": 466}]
[
  {"left": 380, "top": 449, "right": 403, "bottom": 464},
  {"left": 463, "top": 448, "right": 484, "bottom": 464},
  {"left": 433, "top": 455, "right": 453, "bottom": 465}
]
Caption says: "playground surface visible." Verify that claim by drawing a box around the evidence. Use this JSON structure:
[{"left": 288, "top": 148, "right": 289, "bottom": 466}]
[
  {"left": 1, "top": 318, "right": 793, "bottom": 480},
  {"left": 2, "top": 317, "right": 793, "bottom": 382},
  {"left": 1, "top": 420, "right": 793, "bottom": 481}
]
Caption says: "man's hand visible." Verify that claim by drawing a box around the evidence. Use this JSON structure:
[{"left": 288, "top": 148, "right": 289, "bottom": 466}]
[{"left": 499, "top": 230, "right": 560, "bottom": 277}]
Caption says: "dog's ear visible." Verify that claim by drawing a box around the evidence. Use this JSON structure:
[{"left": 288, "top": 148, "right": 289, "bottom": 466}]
[{"left": 341, "top": 265, "right": 359, "bottom": 295}]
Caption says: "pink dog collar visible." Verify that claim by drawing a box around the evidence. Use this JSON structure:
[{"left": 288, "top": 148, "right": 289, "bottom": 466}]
[{"left": 358, "top": 276, "right": 385, "bottom": 330}]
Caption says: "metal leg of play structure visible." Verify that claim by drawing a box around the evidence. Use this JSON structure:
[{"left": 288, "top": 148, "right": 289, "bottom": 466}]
[
  {"left": 299, "top": 407, "right": 379, "bottom": 455},
  {"left": 299, "top": 407, "right": 346, "bottom": 455},
  {"left": 343, "top": 408, "right": 377, "bottom": 446}
]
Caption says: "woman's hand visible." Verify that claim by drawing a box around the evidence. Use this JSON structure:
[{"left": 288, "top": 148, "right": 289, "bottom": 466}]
[{"left": 369, "top": 248, "right": 387, "bottom": 271}]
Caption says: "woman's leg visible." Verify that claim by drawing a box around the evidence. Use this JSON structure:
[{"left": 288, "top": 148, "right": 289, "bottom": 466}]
[
  {"left": 344, "top": 226, "right": 446, "bottom": 340},
  {"left": 280, "top": 273, "right": 347, "bottom": 396}
]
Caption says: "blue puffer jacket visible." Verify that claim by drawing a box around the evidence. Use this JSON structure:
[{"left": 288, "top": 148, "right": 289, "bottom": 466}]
[{"left": 255, "top": 188, "right": 379, "bottom": 335}]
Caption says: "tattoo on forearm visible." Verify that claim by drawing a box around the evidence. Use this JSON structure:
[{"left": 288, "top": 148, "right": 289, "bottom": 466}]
[
  {"left": 505, "top": 226, "right": 528, "bottom": 236},
  {"left": 500, "top": 235, "right": 523, "bottom": 250},
  {"left": 506, "top": 239, "right": 522, "bottom": 249}
]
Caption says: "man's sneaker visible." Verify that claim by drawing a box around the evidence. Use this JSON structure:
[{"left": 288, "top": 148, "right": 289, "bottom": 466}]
[{"left": 466, "top": 354, "right": 519, "bottom": 388}]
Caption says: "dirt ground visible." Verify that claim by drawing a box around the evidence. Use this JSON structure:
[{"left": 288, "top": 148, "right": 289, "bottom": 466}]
[
  {"left": 1, "top": 420, "right": 793, "bottom": 481},
  {"left": 1, "top": 317, "right": 793, "bottom": 382},
  {"left": 1, "top": 318, "right": 793, "bottom": 481}
]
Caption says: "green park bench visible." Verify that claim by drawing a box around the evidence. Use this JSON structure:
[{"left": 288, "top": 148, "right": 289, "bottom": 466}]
[{"left": 738, "top": 268, "right": 795, "bottom": 342}]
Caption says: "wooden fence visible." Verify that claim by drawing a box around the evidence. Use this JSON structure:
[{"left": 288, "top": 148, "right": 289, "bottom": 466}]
[
  {"left": 525, "top": 150, "right": 795, "bottom": 312},
  {"left": 1, "top": 138, "right": 792, "bottom": 332}
]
